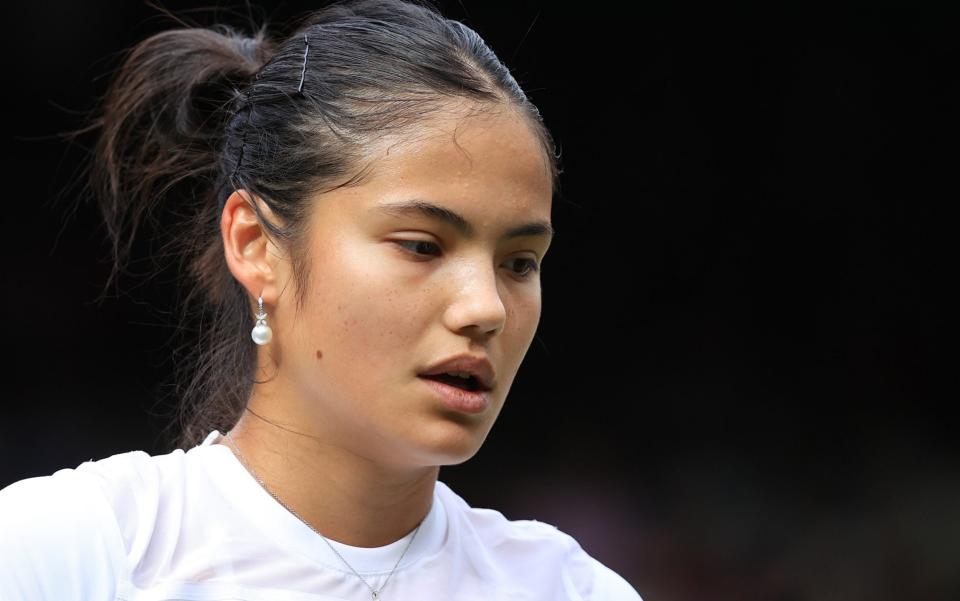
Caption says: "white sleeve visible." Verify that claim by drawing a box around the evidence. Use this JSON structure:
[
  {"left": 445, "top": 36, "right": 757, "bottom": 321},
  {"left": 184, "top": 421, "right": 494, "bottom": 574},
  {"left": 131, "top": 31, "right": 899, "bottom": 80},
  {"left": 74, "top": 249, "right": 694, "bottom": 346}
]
[
  {"left": 562, "top": 538, "right": 644, "bottom": 601},
  {"left": 0, "top": 468, "right": 129, "bottom": 601},
  {"left": 585, "top": 555, "right": 644, "bottom": 600}
]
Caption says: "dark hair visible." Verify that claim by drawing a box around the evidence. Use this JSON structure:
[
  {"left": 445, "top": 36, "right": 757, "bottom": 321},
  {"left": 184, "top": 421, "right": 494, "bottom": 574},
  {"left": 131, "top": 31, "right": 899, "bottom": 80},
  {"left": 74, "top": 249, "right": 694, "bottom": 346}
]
[{"left": 73, "top": 0, "right": 561, "bottom": 450}]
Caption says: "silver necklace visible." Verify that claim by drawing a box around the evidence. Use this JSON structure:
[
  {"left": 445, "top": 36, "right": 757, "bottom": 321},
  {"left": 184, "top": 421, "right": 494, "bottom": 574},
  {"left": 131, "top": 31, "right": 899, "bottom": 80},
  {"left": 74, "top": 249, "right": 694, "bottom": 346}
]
[{"left": 221, "top": 430, "right": 422, "bottom": 600}]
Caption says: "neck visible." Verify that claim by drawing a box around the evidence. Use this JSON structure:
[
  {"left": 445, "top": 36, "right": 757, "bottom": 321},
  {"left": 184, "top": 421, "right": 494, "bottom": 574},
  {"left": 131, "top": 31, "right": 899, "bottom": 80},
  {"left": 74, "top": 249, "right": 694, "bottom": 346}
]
[{"left": 221, "top": 402, "right": 439, "bottom": 549}]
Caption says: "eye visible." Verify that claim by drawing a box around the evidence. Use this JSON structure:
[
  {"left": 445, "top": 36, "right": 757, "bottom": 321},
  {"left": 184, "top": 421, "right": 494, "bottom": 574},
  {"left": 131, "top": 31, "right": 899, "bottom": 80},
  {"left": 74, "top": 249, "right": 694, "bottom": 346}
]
[
  {"left": 505, "top": 257, "right": 541, "bottom": 279},
  {"left": 392, "top": 240, "right": 540, "bottom": 279},
  {"left": 393, "top": 239, "right": 442, "bottom": 257}
]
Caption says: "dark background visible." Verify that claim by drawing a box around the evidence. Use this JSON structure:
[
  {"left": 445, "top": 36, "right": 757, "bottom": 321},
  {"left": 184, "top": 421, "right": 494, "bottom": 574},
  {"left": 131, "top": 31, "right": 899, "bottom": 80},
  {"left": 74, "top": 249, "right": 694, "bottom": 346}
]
[{"left": 4, "top": 2, "right": 957, "bottom": 599}]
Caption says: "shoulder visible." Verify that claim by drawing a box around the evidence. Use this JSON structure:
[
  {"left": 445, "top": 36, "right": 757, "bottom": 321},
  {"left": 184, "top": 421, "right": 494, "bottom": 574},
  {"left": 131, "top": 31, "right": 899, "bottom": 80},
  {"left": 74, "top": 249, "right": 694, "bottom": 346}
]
[
  {"left": 0, "top": 445, "right": 191, "bottom": 600},
  {"left": 73, "top": 446, "right": 195, "bottom": 568},
  {"left": 563, "top": 535, "right": 645, "bottom": 600},
  {"left": 0, "top": 462, "right": 132, "bottom": 600},
  {"left": 435, "top": 482, "right": 643, "bottom": 600}
]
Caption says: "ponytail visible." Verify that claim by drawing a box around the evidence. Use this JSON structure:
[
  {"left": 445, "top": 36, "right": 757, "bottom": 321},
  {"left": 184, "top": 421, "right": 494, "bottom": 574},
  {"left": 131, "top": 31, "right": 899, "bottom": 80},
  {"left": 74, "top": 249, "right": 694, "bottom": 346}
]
[{"left": 90, "top": 23, "right": 273, "bottom": 290}]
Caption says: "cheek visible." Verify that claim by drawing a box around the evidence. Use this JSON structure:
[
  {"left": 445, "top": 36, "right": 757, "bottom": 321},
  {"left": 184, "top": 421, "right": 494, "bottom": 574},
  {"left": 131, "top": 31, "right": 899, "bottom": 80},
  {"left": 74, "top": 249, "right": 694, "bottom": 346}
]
[
  {"left": 507, "top": 286, "right": 542, "bottom": 332},
  {"left": 311, "top": 242, "right": 430, "bottom": 372},
  {"left": 501, "top": 287, "right": 542, "bottom": 364}
]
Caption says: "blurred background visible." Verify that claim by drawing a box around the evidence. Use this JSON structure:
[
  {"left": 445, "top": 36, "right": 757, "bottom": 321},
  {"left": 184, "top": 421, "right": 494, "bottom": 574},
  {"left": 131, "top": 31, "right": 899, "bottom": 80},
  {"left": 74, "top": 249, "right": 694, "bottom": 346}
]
[{"left": 4, "top": 1, "right": 957, "bottom": 599}]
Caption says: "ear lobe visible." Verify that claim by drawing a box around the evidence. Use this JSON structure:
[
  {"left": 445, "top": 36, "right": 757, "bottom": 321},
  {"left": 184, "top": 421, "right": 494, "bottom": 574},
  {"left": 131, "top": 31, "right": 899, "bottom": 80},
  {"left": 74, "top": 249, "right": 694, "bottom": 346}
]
[{"left": 220, "top": 189, "right": 282, "bottom": 301}]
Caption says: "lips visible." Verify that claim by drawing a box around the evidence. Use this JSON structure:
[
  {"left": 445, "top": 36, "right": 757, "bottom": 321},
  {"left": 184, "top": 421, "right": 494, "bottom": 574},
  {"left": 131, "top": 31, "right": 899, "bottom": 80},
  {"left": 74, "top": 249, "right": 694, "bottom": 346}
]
[
  {"left": 417, "top": 354, "right": 495, "bottom": 392},
  {"left": 421, "top": 372, "right": 483, "bottom": 391},
  {"left": 418, "top": 375, "right": 491, "bottom": 414}
]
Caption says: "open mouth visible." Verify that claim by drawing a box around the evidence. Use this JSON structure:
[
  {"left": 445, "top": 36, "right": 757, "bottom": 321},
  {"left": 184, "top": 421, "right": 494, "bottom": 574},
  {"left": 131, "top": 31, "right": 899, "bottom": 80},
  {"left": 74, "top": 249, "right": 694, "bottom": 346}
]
[{"left": 419, "top": 373, "right": 481, "bottom": 392}]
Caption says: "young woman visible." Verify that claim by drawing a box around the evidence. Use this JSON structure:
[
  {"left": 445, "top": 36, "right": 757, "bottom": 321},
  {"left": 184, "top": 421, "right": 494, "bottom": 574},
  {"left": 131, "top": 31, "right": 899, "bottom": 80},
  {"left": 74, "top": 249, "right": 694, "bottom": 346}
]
[{"left": 0, "top": 1, "right": 642, "bottom": 599}]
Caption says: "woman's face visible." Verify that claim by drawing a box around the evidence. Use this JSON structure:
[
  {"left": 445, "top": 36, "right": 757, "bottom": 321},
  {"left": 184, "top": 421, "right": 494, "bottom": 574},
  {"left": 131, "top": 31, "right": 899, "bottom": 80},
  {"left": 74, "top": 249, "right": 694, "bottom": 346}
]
[{"left": 269, "top": 107, "right": 553, "bottom": 469}]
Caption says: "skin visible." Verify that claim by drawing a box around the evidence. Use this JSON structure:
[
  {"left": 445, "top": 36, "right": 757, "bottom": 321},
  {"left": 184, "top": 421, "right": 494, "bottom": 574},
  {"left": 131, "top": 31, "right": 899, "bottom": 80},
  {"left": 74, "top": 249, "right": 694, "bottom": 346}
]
[{"left": 218, "top": 104, "right": 553, "bottom": 548}]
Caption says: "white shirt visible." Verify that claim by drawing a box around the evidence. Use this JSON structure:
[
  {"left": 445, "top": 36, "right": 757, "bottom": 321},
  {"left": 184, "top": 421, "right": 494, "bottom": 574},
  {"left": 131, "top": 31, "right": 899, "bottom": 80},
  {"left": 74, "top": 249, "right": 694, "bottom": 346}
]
[{"left": 0, "top": 429, "right": 643, "bottom": 600}]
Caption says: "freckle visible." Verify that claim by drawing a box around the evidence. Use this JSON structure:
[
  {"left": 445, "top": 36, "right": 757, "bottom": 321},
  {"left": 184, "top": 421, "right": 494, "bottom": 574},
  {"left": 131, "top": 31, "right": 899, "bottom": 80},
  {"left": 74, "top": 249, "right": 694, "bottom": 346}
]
[{"left": 315, "top": 349, "right": 323, "bottom": 360}]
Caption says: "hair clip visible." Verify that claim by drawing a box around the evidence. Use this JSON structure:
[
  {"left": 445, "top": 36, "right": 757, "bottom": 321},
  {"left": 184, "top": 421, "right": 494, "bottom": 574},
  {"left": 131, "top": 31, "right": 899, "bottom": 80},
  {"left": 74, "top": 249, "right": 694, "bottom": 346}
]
[{"left": 298, "top": 34, "right": 309, "bottom": 94}]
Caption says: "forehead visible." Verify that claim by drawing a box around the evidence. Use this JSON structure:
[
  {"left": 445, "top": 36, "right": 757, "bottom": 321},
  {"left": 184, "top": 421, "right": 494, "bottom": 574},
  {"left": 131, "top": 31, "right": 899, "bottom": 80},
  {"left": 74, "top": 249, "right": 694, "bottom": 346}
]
[{"left": 352, "top": 108, "right": 552, "bottom": 216}]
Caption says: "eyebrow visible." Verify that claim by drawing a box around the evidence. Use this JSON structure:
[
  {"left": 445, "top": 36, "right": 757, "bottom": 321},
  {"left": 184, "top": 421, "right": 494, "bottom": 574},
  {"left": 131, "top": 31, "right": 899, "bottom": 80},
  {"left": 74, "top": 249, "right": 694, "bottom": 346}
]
[{"left": 374, "top": 199, "right": 554, "bottom": 241}]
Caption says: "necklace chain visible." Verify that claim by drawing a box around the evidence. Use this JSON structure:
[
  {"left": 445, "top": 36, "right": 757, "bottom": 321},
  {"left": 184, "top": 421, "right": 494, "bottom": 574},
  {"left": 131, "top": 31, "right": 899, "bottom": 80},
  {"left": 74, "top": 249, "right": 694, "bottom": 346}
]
[{"left": 220, "top": 430, "right": 422, "bottom": 600}]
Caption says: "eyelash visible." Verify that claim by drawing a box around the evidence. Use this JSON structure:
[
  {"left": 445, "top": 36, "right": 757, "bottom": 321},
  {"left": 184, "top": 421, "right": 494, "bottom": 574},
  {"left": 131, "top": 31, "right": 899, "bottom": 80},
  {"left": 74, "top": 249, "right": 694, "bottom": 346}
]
[{"left": 392, "top": 240, "right": 541, "bottom": 279}]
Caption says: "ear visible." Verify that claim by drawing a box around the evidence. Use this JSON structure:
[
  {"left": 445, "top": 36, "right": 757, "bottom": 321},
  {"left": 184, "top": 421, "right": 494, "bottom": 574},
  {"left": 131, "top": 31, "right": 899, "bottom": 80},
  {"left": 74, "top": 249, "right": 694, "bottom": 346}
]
[{"left": 220, "top": 189, "right": 286, "bottom": 305}]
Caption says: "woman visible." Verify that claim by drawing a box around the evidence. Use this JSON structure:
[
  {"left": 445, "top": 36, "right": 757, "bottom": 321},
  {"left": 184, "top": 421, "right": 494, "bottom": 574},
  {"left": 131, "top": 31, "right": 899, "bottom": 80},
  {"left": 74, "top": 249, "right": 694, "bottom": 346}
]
[{"left": 0, "top": 1, "right": 642, "bottom": 599}]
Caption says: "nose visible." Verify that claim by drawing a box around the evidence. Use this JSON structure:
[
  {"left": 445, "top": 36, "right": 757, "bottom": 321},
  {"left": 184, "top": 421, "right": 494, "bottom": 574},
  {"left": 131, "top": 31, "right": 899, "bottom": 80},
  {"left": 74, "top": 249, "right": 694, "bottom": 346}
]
[{"left": 443, "top": 259, "right": 507, "bottom": 339}]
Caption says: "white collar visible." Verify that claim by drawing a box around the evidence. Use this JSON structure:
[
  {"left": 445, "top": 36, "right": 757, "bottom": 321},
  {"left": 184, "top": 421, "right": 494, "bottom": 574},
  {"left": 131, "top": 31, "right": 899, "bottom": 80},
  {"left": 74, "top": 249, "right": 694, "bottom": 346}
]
[{"left": 195, "top": 429, "right": 448, "bottom": 575}]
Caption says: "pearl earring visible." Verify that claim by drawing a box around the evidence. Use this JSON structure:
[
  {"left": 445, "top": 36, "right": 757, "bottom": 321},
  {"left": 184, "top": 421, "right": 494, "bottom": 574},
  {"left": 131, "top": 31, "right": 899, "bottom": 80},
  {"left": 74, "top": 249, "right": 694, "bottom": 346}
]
[{"left": 251, "top": 295, "right": 273, "bottom": 345}]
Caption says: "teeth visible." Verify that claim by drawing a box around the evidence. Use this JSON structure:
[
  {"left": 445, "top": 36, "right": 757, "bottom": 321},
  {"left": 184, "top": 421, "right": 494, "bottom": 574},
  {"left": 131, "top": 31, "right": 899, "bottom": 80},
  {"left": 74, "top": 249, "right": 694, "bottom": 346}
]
[{"left": 447, "top": 372, "right": 473, "bottom": 379}]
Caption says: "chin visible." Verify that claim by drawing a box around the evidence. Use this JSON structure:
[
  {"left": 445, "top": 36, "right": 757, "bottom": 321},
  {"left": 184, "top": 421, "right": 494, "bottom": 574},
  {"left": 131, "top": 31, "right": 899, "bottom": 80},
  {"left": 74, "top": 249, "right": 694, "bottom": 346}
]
[
  {"left": 436, "top": 445, "right": 482, "bottom": 467},
  {"left": 409, "top": 424, "right": 488, "bottom": 467}
]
